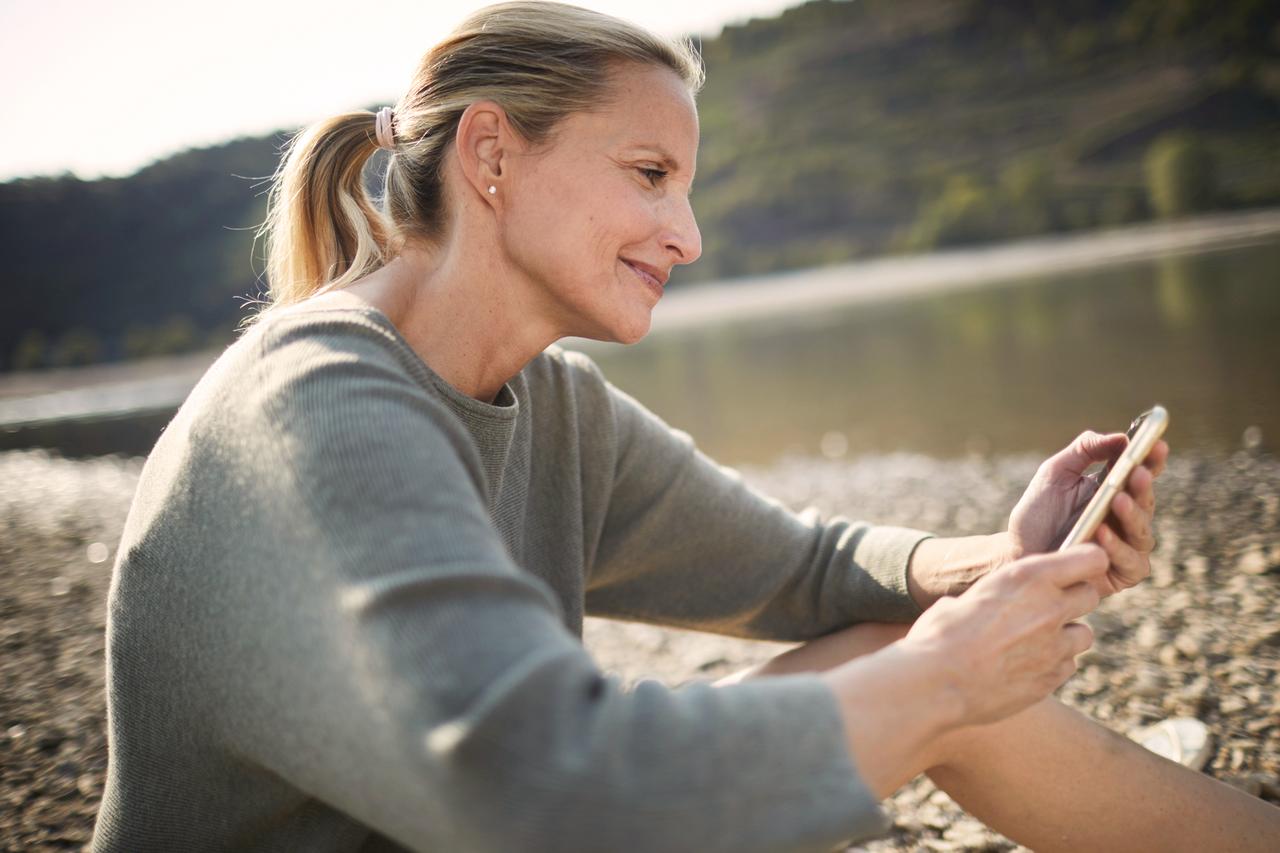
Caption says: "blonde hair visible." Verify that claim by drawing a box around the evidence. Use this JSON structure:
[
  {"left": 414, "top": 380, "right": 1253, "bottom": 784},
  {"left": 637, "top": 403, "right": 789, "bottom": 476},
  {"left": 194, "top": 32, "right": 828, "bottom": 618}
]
[{"left": 250, "top": 1, "right": 704, "bottom": 323}]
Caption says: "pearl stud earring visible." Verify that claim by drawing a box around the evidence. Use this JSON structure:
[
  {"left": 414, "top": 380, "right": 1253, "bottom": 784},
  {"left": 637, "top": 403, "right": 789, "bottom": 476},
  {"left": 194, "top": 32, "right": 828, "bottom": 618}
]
[{"left": 487, "top": 185, "right": 496, "bottom": 195}]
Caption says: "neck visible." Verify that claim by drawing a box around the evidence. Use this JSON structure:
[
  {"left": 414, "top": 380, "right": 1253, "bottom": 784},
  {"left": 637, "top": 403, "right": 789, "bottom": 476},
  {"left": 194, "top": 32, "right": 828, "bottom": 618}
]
[{"left": 338, "top": 240, "right": 562, "bottom": 405}]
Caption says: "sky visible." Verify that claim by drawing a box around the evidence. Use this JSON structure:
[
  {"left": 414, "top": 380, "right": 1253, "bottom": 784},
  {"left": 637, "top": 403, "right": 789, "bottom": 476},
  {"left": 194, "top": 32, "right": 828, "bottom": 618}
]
[{"left": 0, "top": 0, "right": 804, "bottom": 183}]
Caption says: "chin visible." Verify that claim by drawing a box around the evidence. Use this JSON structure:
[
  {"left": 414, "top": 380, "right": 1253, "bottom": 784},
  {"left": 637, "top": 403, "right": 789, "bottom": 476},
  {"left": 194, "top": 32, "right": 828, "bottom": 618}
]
[{"left": 611, "top": 311, "right": 653, "bottom": 345}]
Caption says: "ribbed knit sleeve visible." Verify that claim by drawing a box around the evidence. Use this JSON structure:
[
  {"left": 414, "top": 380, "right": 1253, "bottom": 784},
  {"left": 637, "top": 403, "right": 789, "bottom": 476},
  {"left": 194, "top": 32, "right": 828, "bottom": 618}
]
[
  {"left": 197, "top": 318, "right": 896, "bottom": 851},
  {"left": 584, "top": 376, "right": 933, "bottom": 640}
]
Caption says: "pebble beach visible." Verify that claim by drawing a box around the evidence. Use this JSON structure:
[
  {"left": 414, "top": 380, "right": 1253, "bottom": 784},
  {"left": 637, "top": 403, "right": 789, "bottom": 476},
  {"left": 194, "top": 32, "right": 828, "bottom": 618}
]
[{"left": 2, "top": 446, "right": 1277, "bottom": 850}]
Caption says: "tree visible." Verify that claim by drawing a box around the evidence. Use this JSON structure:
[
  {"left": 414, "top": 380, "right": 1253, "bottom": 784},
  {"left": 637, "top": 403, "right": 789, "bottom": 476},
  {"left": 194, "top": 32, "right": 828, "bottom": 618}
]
[
  {"left": 1144, "top": 132, "right": 1215, "bottom": 219},
  {"left": 11, "top": 330, "right": 48, "bottom": 371}
]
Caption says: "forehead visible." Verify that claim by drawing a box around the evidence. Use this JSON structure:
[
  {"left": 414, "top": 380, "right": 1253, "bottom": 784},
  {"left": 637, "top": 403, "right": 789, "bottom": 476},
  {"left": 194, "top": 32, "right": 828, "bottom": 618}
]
[{"left": 555, "top": 63, "right": 699, "bottom": 163}]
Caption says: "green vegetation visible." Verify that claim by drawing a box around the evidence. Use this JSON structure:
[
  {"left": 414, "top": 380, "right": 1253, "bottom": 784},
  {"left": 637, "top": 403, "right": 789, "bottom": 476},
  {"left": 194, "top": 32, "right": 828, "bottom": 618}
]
[
  {"left": 1144, "top": 132, "right": 1217, "bottom": 218},
  {"left": 1, "top": 0, "right": 1278, "bottom": 371}
]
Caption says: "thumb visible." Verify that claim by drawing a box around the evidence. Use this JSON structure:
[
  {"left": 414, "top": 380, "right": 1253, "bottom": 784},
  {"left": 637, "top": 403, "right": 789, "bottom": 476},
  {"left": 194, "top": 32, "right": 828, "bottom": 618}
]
[{"left": 1054, "top": 430, "right": 1127, "bottom": 477}]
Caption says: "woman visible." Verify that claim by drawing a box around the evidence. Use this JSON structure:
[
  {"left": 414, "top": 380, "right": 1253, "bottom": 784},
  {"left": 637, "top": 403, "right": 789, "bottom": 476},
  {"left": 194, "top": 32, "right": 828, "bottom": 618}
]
[{"left": 92, "top": 2, "right": 1279, "bottom": 851}]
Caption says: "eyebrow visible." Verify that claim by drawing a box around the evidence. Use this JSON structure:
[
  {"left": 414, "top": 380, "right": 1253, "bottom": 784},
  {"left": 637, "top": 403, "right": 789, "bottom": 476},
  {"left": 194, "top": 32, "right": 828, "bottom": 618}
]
[{"left": 629, "top": 145, "right": 695, "bottom": 188}]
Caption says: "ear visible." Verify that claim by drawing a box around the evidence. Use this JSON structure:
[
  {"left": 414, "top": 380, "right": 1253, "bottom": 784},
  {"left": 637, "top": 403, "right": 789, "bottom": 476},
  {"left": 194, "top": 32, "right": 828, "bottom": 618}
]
[{"left": 454, "top": 100, "right": 518, "bottom": 205}]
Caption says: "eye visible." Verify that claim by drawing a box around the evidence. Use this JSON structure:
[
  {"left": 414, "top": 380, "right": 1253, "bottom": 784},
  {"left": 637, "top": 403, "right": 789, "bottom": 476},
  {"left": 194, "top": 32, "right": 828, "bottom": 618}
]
[{"left": 637, "top": 166, "right": 668, "bottom": 186}]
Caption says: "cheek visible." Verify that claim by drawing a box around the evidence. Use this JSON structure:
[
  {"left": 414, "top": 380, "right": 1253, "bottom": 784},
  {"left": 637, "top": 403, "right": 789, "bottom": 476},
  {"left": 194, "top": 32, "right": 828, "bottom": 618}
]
[
  {"left": 547, "top": 190, "right": 640, "bottom": 266},
  {"left": 505, "top": 164, "right": 656, "bottom": 286}
]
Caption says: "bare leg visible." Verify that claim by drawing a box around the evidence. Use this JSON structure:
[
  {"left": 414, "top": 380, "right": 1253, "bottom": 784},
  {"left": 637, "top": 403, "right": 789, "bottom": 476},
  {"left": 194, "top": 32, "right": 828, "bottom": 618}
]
[
  {"left": 928, "top": 697, "right": 1280, "bottom": 852},
  {"left": 711, "top": 622, "right": 911, "bottom": 686},
  {"left": 716, "top": 622, "right": 1280, "bottom": 851}
]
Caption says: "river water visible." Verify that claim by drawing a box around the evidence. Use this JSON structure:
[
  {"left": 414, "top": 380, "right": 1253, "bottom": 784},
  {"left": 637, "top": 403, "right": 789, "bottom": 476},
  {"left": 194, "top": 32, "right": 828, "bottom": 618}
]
[
  {"left": 577, "top": 239, "right": 1280, "bottom": 466},
  {"left": 3, "top": 229, "right": 1277, "bottom": 463}
]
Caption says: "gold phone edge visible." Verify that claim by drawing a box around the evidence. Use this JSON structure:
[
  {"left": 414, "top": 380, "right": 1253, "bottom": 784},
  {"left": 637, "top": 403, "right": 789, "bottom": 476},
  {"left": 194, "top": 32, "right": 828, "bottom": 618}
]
[{"left": 1058, "top": 405, "right": 1169, "bottom": 551}]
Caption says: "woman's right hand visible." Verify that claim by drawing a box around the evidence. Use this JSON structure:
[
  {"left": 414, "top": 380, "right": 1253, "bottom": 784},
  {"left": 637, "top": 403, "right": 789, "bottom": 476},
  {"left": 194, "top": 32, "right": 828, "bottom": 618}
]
[{"left": 899, "top": 543, "right": 1107, "bottom": 728}]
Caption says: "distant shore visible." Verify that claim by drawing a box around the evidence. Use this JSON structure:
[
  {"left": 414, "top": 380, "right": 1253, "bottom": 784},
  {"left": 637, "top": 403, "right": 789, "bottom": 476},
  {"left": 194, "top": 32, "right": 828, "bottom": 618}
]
[
  {"left": 587, "top": 205, "right": 1280, "bottom": 340},
  {"left": 3, "top": 206, "right": 1279, "bottom": 425}
]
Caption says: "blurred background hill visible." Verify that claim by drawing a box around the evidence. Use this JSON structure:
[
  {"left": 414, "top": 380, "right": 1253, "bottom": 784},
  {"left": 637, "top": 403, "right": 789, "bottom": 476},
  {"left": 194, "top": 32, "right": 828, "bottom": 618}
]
[{"left": 2, "top": 0, "right": 1277, "bottom": 372}]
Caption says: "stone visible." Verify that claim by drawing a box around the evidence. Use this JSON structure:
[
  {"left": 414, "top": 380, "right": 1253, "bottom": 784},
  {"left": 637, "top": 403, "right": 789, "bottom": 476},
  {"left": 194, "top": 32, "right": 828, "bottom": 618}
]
[
  {"left": 1224, "top": 773, "right": 1280, "bottom": 799},
  {"left": 1173, "top": 633, "right": 1203, "bottom": 658},
  {"left": 1183, "top": 554, "right": 1210, "bottom": 578},
  {"left": 1132, "top": 670, "right": 1164, "bottom": 698},
  {"left": 1238, "top": 545, "right": 1275, "bottom": 576},
  {"left": 1136, "top": 621, "right": 1163, "bottom": 649}
]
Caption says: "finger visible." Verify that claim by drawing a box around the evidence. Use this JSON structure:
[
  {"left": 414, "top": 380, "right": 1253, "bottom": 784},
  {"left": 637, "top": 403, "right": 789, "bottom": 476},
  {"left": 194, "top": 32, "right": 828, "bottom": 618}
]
[
  {"left": 1125, "top": 465, "right": 1156, "bottom": 514},
  {"left": 1110, "top": 491, "right": 1155, "bottom": 552},
  {"left": 1052, "top": 431, "right": 1128, "bottom": 478},
  {"left": 1019, "top": 543, "right": 1109, "bottom": 589},
  {"left": 1059, "top": 580, "right": 1101, "bottom": 623},
  {"left": 1063, "top": 621, "right": 1095, "bottom": 657},
  {"left": 1142, "top": 439, "right": 1169, "bottom": 478},
  {"left": 1097, "top": 522, "right": 1150, "bottom": 585}
]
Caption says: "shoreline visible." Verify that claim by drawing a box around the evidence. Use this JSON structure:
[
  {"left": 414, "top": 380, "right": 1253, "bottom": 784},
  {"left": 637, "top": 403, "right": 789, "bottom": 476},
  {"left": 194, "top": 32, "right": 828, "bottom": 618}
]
[
  {"left": 568, "top": 205, "right": 1280, "bottom": 345},
  {"left": 2, "top": 206, "right": 1278, "bottom": 426}
]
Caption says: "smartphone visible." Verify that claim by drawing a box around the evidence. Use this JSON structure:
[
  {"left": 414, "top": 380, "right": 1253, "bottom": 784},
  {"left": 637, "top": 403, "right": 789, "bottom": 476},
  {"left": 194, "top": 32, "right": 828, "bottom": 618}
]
[{"left": 1058, "top": 405, "right": 1169, "bottom": 550}]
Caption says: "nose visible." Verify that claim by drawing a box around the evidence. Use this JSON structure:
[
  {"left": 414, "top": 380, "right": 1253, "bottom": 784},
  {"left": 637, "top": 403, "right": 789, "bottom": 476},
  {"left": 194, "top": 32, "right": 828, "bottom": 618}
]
[{"left": 663, "top": 193, "right": 702, "bottom": 266}]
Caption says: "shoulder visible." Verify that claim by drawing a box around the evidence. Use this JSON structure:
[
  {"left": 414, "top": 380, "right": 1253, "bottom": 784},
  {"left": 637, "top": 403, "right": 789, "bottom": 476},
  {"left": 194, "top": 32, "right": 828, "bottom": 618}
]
[
  {"left": 186, "top": 304, "right": 481, "bottom": 481},
  {"left": 245, "top": 302, "right": 433, "bottom": 390},
  {"left": 524, "top": 342, "right": 616, "bottom": 415},
  {"left": 528, "top": 343, "right": 685, "bottom": 456}
]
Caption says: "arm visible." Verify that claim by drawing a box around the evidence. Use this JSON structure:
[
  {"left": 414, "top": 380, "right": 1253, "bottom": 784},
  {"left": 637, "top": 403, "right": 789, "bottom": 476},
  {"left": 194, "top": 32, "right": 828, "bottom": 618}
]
[
  {"left": 585, "top": 375, "right": 934, "bottom": 640},
  {"left": 215, "top": 322, "right": 896, "bottom": 852},
  {"left": 905, "top": 532, "right": 1017, "bottom": 611}
]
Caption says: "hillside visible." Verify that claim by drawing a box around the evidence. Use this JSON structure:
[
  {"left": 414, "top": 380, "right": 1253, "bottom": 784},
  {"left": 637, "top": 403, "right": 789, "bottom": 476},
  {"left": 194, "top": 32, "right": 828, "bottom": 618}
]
[{"left": 2, "top": 0, "right": 1277, "bottom": 370}]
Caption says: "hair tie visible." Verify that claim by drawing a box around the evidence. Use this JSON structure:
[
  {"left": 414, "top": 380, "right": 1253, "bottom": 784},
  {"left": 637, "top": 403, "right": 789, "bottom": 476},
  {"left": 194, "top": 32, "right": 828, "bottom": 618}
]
[{"left": 375, "top": 107, "right": 396, "bottom": 151}]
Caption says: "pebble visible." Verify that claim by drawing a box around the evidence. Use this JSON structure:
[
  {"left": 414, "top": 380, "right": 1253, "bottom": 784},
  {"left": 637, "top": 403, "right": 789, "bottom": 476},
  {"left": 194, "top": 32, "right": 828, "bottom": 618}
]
[
  {"left": 9, "top": 449, "right": 1280, "bottom": 851},
  {"left": 75, "top": 774, "right": 98, "bottom": 797},
  {"left": 1183, "top": 554, "right": 1210, "bottom": 577},
  {"left": 1226, "top": 773, "right": 1280, "bottom": 799},
  {"left": 1238, "top": 545, "right": 1274, "bottom": 576},
  {"left": 1174, "top": 633, "right": 1203, "bottom": 658},
  {"left": 1135, "top": 621, "right": 1162, "bottom": 649},
  {"left": 1132, "top": 671, "right": 1164, "bottom": 698},
  {"left": 1085, "top": 610, "right": 1123, "bottom": 638}
]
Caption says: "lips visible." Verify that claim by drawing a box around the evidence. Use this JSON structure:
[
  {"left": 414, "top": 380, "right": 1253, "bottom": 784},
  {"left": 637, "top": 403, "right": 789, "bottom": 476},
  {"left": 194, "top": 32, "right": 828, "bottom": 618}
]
[{"left": 621, "top": 258, "right": 668, "bottom": 289}]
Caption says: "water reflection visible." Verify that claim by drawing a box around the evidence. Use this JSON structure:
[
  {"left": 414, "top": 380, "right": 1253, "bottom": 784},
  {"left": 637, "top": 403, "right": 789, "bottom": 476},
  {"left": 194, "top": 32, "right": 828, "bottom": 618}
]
[{"left": 582, "top": 241, "right": 1280, "bottom": 466}]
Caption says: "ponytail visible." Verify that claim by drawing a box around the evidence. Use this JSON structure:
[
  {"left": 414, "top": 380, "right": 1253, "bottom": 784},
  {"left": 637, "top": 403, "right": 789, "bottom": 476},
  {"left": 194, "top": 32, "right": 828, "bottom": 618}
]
[{"left": 250, "top": 111, "right": 393, "bottom": 323}]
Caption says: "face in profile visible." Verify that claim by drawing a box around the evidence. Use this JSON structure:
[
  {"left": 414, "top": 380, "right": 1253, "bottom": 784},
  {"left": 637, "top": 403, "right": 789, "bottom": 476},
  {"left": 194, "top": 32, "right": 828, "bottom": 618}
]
[{"left": 499, "top": 61, "right": 702, "bottom": 345}]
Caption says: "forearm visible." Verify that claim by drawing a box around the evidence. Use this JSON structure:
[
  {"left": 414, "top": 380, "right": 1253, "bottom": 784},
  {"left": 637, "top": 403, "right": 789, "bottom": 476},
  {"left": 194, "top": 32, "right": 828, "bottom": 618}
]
[
  {"left": 819, "top": 643, "right": 965, "bottom": 798},
  {"left": 906, "top": 531, "right": 1019, "bottom": 610}
]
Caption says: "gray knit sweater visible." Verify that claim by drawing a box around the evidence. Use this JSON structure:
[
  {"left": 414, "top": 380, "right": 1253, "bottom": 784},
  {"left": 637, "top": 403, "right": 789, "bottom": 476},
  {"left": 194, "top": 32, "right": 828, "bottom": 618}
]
[{"left": 91, "top": 301, "right": 933, "bottom": 852}]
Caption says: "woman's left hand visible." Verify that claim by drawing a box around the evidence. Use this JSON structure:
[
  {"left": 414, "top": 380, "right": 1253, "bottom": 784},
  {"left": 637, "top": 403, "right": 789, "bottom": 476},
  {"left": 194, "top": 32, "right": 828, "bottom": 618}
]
[{"left": 1006, "top": 430, "right": 1169, "bottom": 598}]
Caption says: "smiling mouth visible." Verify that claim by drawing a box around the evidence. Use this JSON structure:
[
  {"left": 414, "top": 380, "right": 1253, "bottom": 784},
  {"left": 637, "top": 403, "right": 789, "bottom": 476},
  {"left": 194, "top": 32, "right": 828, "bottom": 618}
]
[{"left": 621, "top": 259, "right": 665, "bottom": 291}]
